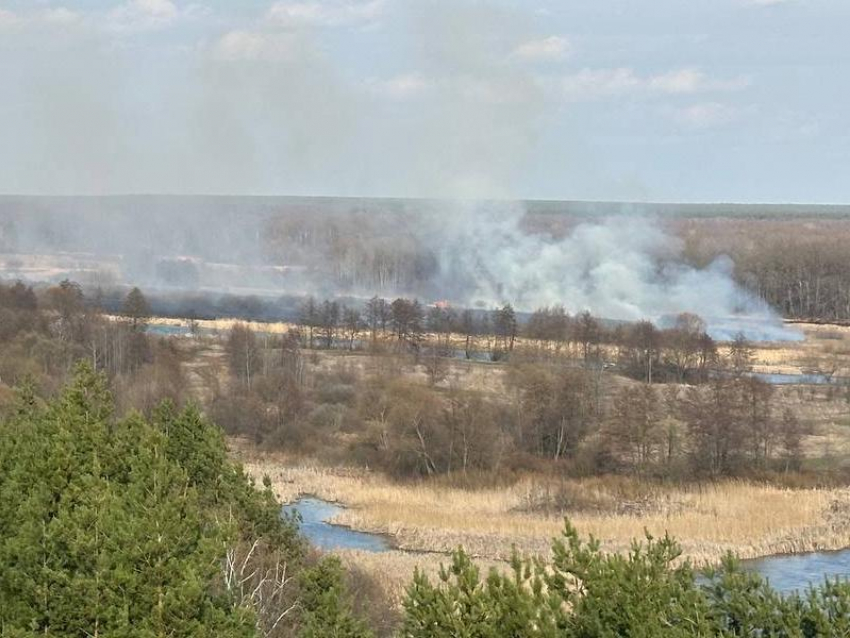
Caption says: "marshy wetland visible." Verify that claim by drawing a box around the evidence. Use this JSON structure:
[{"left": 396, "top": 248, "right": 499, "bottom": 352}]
[{"left": 283, "top": 493, "right": 850, "bottom": 595}]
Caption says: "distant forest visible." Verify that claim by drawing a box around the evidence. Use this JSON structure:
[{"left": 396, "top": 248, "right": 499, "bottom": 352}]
[{"left": 3, "top": 195, "right": 850, "bottom": 321}]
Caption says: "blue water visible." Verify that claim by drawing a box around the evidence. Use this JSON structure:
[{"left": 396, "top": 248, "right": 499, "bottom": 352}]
[
  {"left": 711, "top": 370, "right": 845, "bottom": 386},
  {"left": 743, "top": 549, "right": 850, "bottom": 594},
  {"left": 751, "top": 372, "right": 844, "bottom": 386},
  {"left": 283, "top": 497, "right": 390, "bottom": 552},
  {"left": 146, "top": 324, "right": 193, "bottom": 337}
]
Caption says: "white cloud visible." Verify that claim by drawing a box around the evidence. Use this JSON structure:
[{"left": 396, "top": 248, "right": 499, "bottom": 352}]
[
  {"left": 42, "top": 8, "right": 83, "bottom": 25},
  {"left": 369, "top": 73, "right": 432, "bottom": 99},
  {"left": 212, "top": 30, "right": 298, "bottom": 61},
  {"left": 266, "top": 0, "right": 385, "bottom": 28},
  {"left": 134, "top": 0, "right": 179, "bottom": 20},
  {"left": 649, "top": 68, "right": 750, "bottom": 94},
  {"left": 513, "top": 35, "right": 570, "bottom": 61},
  {"left": 458, "top": 77, "right": 538, "bottom": 105},
  {"left": 369, "top": 73, "right": 530, "bottom": 105},
  {"left": 560, "top": 68, "right": 642, "bottom": 100},
  {"left": 670, "top": 102, "right": 747, "bottom": 128},
  {"left": 368, "top": 68, "right": 541, "bottom": 110},
  {"left": 213, "top": 2, "right": 388, "bottom": 64},
  {"left": 213, "top": 30, "right": 267, "bottom": 61},
  {"left": 0, "top": 6, "right": 83, "bottom": 30},
  {"left": 120, "top": 0, "right": 178, "bottom": 21},
  {"left": 108, "top": 0, "right": 199, "bottom": 31},
  {"left": 559, "top": 67, "right": 749, "bottom": 101}
]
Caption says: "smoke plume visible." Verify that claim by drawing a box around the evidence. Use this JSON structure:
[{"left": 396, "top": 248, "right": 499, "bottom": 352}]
[{"left": 426, "top": 201, "right": 800, "bottom": 341}]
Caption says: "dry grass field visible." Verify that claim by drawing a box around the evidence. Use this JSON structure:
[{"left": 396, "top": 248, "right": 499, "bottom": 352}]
[
  {"left": 146, "top": 315, "right": 300, "bottom": 335},
  {"left": 743, "top": 323, "right": 850, "bottom": 377},
  {"left": 235, "top": 445, "right": 850, "bottom": 599}
]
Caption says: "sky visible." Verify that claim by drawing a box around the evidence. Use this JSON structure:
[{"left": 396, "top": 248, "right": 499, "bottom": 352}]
[{"left": 0, "top": 0, "right": 847, "bottom": 203}]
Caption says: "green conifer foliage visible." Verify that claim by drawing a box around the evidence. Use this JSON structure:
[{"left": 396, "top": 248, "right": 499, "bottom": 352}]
[
  {"left": 0, "top": 362, "right": 298, "bottom": 637},
  {"left": 298, "top": 556, "right": 374, "bottom": 638},
  {"left": 401, "top": 521, "right": 850, "bottom": 637}
]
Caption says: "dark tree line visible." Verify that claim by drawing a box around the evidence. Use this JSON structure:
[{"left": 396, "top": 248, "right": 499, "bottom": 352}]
[
  {"left": 740, "top": 239, "right": 850, "bottom": 321},
  {"left": 525, "top": 307, "right": 741, "bottom": 385},
  {"left": 675, "top": 218, "right": 850, "bottom": 322},
  {"left": 295, "top": 296, "right": 519, "bottom": 361}
]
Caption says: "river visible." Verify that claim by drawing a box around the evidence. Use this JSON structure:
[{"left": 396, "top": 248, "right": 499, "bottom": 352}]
[
  {"left": 741, "top": 549, "right": 850, "bottom": 594},
  {"left": 285, "top": 497, "right": 850, "bottom": 593},
  {"left": 283, "top": 497, "right": 390, "bottom": 552}
]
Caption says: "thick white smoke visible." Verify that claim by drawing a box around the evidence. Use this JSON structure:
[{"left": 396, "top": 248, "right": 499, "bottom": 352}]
[{"left": 429, "top": 201, "right": 801, "bottom": 341}]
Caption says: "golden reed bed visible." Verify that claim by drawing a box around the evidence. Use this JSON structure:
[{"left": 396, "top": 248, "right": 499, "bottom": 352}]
[{"left": 237, "top": 446, "right": 850, "bottom": 599}]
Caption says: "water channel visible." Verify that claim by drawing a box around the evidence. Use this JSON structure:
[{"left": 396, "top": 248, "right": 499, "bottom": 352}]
[
  {"left": 286, "top": 497, "right": 850, "bottom": 593},
  {"left": 283, "top": 497, "right": 390, "bottom": 553}
]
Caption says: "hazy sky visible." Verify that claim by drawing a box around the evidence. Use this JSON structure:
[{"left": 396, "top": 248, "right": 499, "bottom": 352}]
[{"left": 1, "top": 0, "right": 847, "bottom": 202}]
